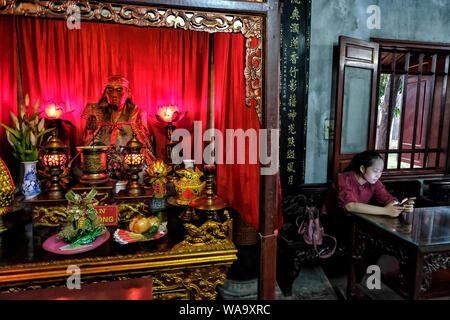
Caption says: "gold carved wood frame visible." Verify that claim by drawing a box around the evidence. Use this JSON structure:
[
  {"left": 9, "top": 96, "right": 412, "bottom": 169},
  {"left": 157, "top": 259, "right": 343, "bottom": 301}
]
[{"left": 0, "top": 0, "right": 264, "bottom": 123}]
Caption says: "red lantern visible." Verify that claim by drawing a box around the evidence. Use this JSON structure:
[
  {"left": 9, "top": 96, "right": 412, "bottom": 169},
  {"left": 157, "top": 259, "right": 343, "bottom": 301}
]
[
  {"left": 42, "top": 130, "right": 68, "bottom": 199},
  {"left": 124, "top": 133, "right": 145, "bottom": 196}
]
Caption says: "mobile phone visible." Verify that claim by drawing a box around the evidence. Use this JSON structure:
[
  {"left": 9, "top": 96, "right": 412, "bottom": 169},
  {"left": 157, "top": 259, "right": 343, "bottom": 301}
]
[{"left": 400, "top": 198, "right": 408, "bottom": 205}]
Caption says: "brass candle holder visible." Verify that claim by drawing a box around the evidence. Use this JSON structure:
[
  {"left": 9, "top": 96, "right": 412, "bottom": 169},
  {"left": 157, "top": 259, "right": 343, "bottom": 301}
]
[
  {"left": 189, "top": 164, "right": 227, "bottom": 221},
  {"left": 155, "top": 105, "right": 187, "bottom": 167}
]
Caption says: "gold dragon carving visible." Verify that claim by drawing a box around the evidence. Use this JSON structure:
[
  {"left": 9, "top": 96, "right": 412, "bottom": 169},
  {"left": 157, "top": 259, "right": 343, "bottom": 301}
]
[
  {"left": 171, "top": 219, "right": 234, "bottom": 253},
  {"left": 152, "top": 267, "right": 227, "bottom": 300},
  {"left": 33, "top": 206, "right": 68, "bottom": 226}
]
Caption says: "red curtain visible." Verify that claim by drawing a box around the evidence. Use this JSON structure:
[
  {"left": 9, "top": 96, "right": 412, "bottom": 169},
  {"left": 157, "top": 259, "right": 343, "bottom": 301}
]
[
  {"left": 214, "top": 33, "right": 261, "bottom": 230},
  {"left": 3, "top": 16, "right": 264, "bottom": 230},
  {"left": 0, "top": 16, "right": 17, "bottom": 178},
  {"left": 16, "top": 17, "right": 210, "bottom": 157}
]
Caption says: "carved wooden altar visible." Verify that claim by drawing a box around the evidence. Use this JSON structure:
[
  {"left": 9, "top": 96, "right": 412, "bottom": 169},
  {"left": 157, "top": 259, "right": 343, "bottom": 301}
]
[{"left": 0, "top": 198, "right": 237, "bottom": 300}]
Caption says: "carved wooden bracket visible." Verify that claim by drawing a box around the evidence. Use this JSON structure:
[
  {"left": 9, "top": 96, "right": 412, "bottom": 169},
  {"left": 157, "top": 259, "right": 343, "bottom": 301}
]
[
  {"left": 421, "top": 252, "right": 450, "bottom": 292},
  {"left": 152, "top": 266, "right": 228, "bottom": 300},
  {"left": 355, "top": 227, "right": 412, "bottom": 290}
]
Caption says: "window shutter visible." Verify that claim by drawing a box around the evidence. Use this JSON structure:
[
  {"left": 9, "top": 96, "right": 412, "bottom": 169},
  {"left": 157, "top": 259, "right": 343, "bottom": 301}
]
[{"left": 332, "top": 36, "right": 379, "bottom": 180}]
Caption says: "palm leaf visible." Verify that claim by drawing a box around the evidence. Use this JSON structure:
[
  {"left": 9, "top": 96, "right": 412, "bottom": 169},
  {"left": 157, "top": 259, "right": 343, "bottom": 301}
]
[
  {"left": 0, "top": 123, "right": 21, "bottom": 139},
  {"left": 9, "top": 111, "right": 19, "bottom": 127},
  {"left": 33, "top": 98, "right": 39, "bottom": 113},
  {"left": 38, "top": 118, "right": 45, "bottom": 131},
  {"left": 36, "top": 127, "right": 54, "bottom": 138},
  {"left": 29, "top": 112, "right": 42, "bottom": 123},
  {"left": 30, "top": 132, "right": 36, "bottom": 146},
  {"left": 24, "top": 94, "right": 30, "bottom": 107}
]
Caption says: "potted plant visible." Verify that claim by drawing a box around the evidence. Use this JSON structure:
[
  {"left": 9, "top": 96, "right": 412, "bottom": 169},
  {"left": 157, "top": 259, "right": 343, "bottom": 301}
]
[{"left": 0, "top": 94, "right": 54, "bottom": 199}]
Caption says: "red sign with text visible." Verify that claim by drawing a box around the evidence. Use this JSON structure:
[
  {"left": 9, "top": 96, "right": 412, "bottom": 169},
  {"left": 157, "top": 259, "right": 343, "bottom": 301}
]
[{"left": 94, "top": 205, "right": 118, "bottom": 226}]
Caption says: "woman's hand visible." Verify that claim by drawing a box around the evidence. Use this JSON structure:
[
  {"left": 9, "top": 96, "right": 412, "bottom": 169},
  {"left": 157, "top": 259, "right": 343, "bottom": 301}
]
[
  {"left": 400, "top": 197, "right": 415, "bottom": 213},
  {"left": 384, "top": 200, "right": 404, "bottom": 217}
]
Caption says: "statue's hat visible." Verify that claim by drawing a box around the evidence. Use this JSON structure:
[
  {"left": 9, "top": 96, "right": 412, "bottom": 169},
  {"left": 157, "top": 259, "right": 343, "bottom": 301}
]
[{"left": 105, "top": 75, "right": 130, "bottom": 89}]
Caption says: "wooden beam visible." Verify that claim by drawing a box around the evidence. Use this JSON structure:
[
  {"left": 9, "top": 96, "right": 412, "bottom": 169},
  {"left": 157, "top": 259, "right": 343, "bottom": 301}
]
[
  {"left": 119, "top": 0, "right": 270, "bottom": 13},
  {"left": 258, "top": 0, "right": 281, "bottom": 300}
]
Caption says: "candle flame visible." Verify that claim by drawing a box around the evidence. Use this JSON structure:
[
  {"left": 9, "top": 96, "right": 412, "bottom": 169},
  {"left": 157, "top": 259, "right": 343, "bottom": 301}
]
[
  {"left": 157, "top": 105, "right": 178, "bottom": 122},
  {"left": 45, "top": 104, "right": 62, "bottom": 119}
]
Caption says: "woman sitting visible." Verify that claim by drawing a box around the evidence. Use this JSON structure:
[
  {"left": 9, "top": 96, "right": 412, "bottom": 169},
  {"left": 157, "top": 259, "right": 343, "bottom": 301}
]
[
  {"left": 322, "top": 151, "right": 414, "bottom": 217},
  {"left": 319, "top": 151, "right": 415, "bottom": 276}
]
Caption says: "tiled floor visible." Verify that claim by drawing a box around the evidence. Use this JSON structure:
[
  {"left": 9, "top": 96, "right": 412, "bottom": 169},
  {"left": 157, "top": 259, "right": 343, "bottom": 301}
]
[
  {"left": 218, "top": 266, "right": 409, "bottom": 300},
  {"left": 285, "top": 266, "right": 407, "bottom": 300},
  {"left": 282, "top": 266, "right": 338, "bottom": 300},
  {"left": 218, "top": 243, "right": 448, "bottom": 300}
]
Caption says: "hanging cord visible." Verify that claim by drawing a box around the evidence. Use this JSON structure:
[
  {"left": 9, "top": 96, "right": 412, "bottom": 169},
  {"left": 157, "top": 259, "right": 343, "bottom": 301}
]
[{"left": 258, "top": 229, "right": 279, "bottom": 240}]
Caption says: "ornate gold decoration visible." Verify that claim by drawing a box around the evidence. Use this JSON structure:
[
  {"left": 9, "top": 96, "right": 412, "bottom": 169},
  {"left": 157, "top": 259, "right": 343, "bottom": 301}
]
[
  {"left": 0, "top": 157, "right": 15, "bottom": 209},
  {"left": 154, "top": 291, "right": 190, "bottom": 300},
  {"left": 172, "top": 219, "right": 234, "bottom": 252},
  {"left": 153, "top": 271, "right": 185, "bottom": 292},
  {"left": 33, "top": 206, "right": 68, "bottom": 226},
  {"left": 39, "top": 165, "right": 71, "bottom": 190},
  {"left": 118, "top": 202, "right": 148, "bottom": 222},
  {"left": 183, "top": 267, "right": 227, "bottom": 300},
  {"left": 152, "top": 267, "right": 228, "bottom": 300},
  {"left": 95, "top": 191, "right": 109, "bottom": 203},
  {"left": 173, "top": 167, "right": 206, "bottom": 205},
  {"left": 244, "top": 35, "right": 263, "bottom": 122},
  {"left": 146, "top": 160, "right": 171, "bottom": 199},
  {"left": 0, "top": 0, "right": 263, "bottom": 123}
]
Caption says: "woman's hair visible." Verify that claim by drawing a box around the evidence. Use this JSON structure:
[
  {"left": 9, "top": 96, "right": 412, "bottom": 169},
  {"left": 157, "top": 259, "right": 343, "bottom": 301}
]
[{"left": 344, "top": 151, "right": 383, "bottom": 174}]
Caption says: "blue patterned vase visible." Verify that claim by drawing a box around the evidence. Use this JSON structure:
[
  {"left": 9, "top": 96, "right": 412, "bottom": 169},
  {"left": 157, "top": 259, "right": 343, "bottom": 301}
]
[{"left": 21, "top": 161, "right": 41, "bottom": 200}]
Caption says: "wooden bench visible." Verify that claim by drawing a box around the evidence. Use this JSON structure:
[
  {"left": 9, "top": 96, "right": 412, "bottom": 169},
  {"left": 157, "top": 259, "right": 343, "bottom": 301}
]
[{"left": 277, "top": 183, "right": 346, "bottom": 296}]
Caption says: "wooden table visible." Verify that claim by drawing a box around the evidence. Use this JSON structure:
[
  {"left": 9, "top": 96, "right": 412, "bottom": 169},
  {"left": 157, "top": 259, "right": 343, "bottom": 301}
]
[
  {"left": 0, "top": 200, "right": 237, "bottom": 300},
  {"left": 348, "top": 206, "right": 450, "bottom": 300}
]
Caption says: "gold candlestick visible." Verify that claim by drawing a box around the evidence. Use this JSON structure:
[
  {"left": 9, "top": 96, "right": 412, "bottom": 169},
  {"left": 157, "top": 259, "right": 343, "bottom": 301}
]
[{"left": 189, "top": 164, "right": 227, "bottom": 220}]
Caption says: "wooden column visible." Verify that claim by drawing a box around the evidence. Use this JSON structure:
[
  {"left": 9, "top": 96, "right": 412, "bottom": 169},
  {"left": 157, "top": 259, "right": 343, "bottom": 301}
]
[{"left": 258, "top": 0, "right": 282, "bottom": 300}]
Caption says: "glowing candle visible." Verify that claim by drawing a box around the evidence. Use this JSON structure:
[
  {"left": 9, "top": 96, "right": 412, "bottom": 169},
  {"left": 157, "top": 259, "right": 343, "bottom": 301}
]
[{"left": 45, "top": 104, "right": 62, "bottom": 119}]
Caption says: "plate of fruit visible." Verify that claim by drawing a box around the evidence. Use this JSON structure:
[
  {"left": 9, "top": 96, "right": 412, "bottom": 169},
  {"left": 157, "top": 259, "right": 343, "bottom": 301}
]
[{"left": 113, "top": 216, "right": 167, "bottom": 245}]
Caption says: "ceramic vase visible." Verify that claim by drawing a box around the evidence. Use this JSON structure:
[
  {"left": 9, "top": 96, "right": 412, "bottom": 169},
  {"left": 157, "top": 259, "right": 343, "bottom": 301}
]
[{"left": 21, "top": 161, "right": 41, "bottom": 200}]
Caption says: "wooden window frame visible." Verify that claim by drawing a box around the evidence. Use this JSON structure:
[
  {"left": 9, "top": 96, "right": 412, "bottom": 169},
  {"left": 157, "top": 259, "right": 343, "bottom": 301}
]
[
  {"left": 332, "top": 36, "right": 450, "bottom": 180},
  {"left": 371, "top": 38, "right": 450, "bottom": 178}
]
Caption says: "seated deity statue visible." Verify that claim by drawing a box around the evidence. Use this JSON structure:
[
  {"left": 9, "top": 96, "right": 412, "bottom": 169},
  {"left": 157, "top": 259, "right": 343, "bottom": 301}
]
[{"left": 80, "top": 75, "right": 156, "bottom": 180}]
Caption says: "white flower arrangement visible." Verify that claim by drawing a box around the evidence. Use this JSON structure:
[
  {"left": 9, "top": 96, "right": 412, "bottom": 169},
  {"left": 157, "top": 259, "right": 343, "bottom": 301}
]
[{"left": 0, "top": 94, "right": 54, "bottom": 162}]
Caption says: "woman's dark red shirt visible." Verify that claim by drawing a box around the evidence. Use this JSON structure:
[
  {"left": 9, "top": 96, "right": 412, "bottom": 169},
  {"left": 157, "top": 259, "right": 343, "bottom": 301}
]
[{"left": 321, "top": 171, "right": 397, "bottom": 215}]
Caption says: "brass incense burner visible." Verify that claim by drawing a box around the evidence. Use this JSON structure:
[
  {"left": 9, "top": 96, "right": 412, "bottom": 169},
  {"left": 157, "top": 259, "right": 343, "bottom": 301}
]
[{"left": 77, "top": 145, "right": 110, "bottom": 185}]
